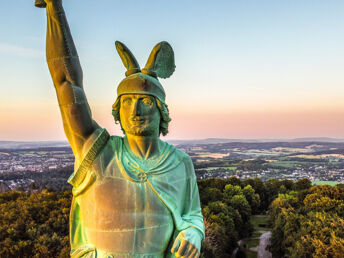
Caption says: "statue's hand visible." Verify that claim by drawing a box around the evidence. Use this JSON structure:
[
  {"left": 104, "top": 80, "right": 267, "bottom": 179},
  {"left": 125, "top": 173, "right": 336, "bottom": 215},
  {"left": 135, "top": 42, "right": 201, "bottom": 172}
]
[
  {"left": 171, "top": 228, "right": 201, "bottom": 258},
  {"left": 34, "top": 0, "right": 62, "bottom": 8},
  {"left": 42, "top": 0, "right": 62, "bottom": 4}
]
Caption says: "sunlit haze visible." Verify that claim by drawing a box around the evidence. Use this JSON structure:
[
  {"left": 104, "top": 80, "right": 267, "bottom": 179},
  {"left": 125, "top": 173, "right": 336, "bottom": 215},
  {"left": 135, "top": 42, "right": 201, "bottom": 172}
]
[{"left": 1, "top": 0, "right": 344, "bottom": 141}]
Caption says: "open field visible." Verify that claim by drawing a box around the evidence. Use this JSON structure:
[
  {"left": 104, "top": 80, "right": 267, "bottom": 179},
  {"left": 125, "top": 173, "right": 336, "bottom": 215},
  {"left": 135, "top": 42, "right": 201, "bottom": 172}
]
[{"left": 312, "top": 180, "right": 344, "bottom": 186}]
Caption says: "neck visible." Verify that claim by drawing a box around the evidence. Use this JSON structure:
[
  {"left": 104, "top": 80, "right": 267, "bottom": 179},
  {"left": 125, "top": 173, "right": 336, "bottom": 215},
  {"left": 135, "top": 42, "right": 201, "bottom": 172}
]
[{"left": 124, "top": 134, "right": 162, "bottom": 160}]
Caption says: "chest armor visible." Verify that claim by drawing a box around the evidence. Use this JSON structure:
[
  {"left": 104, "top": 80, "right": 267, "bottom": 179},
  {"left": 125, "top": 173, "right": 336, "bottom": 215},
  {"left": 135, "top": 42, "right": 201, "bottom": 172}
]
[{"left": 77, "top": 173, "right": 174, "bottom": 256}]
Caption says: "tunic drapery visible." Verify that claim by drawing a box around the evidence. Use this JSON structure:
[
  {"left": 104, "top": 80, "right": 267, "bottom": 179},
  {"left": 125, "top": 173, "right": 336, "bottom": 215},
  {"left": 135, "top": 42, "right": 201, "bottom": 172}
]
[{"left": 68, "top": 129, "right": 204, "bottom": 257}]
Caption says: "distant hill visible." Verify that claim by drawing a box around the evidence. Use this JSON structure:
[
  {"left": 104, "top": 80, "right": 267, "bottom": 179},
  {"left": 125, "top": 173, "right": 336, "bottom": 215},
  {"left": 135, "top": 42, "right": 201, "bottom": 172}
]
[
  {"left": 167, "top": 137, "right": 344, "bottom": 145},
  {"left": 2, "top": 137, "right": 344, "bottom": 149},
  {"left": 290, "top": 137, "right": 344, "bottom": 142},
  {"left": 0, "top": 141, "right": 69, "bottom": 150}
]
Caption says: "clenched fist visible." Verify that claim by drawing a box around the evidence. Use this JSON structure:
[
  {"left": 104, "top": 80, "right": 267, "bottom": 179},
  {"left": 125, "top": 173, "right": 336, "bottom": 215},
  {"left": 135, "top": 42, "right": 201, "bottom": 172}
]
[
  {"left": 171, "top": 227, "right": 202, "bottom": 257},
  {"left": 34, "top": 0, "right": 62, "bottom": 8}
]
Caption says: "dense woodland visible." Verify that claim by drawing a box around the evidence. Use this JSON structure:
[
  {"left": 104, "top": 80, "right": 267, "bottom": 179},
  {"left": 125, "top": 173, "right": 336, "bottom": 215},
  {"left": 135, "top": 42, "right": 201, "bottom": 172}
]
[
  {"left": 269, "top": 184, "right": 344, "bottom": 257},
  {"left": 0, "top": 190, "right": 71, "bottom": 257},
  {"left": 0, "top": 178, "right": 343, "bottom": 257},
  {"left": 198, "top": 177, "right": 316, "bottom": 257}
]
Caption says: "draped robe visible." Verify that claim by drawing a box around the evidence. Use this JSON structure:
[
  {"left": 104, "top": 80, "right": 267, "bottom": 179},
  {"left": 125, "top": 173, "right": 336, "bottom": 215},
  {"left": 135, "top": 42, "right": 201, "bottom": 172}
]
[{"left": 68, "top": 129, "right": 205, "bottom": 257}]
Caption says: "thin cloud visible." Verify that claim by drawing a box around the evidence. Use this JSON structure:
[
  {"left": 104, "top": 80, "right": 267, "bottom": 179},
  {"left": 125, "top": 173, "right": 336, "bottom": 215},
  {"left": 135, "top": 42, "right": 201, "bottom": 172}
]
[{"left": 0, "top": 43, "right": 43, "bottom": 58}]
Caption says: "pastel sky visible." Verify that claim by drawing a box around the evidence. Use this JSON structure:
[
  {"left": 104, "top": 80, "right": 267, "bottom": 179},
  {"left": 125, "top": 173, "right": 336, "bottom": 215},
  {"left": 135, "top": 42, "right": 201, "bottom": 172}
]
[{"left": 1, "top": 0, "right": 344, "bottom": 140}]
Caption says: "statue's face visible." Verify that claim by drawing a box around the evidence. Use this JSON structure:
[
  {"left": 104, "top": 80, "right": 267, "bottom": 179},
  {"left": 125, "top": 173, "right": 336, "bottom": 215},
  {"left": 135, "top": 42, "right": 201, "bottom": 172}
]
[{"left": 119, "top": 94, "right": 160, "bottom": 137}]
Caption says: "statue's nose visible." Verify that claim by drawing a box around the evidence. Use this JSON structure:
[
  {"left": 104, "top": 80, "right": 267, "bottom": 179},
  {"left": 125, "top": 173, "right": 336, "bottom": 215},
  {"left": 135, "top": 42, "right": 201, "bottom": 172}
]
[{"left": 131, "top": 100, "right": 141, "bottom": 116}]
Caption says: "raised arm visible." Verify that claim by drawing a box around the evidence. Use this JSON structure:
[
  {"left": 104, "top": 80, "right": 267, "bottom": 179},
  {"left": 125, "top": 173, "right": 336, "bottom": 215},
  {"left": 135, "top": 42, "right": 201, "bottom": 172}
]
[{"left": 38, "top": 0, "right": 100, "bottom": 160}]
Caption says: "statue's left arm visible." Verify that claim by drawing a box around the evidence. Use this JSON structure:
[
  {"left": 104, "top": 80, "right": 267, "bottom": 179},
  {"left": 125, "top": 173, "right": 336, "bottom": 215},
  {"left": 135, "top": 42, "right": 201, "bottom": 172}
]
[{"left": 171, "top": 157, "right": 204, "bottom": 257}]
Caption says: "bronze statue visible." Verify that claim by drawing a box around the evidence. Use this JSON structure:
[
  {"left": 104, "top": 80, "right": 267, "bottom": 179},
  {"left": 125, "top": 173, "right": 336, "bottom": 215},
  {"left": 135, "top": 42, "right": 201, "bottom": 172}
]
[{"left": 36, "top": 0, "right": 205, "bottom": 257}]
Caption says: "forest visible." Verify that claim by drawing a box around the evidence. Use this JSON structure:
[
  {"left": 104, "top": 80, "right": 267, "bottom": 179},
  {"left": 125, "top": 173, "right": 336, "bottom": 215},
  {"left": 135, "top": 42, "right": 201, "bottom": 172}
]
[{"left": 0, "top": 178, "right": 343, "bottom": 257}]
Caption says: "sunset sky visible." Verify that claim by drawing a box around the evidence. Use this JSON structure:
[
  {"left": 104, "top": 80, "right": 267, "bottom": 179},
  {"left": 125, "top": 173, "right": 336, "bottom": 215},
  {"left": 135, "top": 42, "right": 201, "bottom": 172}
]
[{"left": 1, "top": 0, "right": 344, "bottom": 141}]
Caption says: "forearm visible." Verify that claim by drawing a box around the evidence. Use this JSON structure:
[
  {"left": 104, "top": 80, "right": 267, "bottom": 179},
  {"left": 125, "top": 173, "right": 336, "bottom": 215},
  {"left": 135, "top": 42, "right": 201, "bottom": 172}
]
[{"left": 45, "top": 1, "right": 82, "bottom": 89}]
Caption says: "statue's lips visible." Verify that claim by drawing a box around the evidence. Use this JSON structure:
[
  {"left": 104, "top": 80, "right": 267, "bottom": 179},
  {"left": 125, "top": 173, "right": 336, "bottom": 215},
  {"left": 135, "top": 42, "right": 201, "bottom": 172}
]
[{"left": 129, "top": 118, "right": 146, "bottom": 125}]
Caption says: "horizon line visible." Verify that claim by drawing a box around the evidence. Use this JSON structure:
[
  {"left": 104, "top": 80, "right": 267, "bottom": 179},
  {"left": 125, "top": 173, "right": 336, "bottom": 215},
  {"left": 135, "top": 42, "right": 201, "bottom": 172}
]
[{"left": 1, "top": 136, "right": 344, "bottom": 143}]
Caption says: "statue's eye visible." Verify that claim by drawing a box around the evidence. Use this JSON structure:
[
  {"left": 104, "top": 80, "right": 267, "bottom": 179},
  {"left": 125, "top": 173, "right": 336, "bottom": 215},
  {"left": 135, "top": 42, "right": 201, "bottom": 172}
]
[
  {"left": 142, "top": 98, "right": 153, "bottom": 106},
  {"left": 122, "top": 98, "right": 132, "bottom": 105}
]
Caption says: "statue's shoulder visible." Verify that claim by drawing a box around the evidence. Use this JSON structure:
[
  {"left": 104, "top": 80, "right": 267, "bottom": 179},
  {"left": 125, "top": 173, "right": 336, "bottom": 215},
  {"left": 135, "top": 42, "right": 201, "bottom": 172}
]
[
  {"left": 174, "top": 146, "right": 191, "bottom": 161},
  {"left": 176, "top": 149, "right": 195, "bottom": 179},
  {"left": 80, "top": 131, "right": 124, "bottom": 163},
  {"left": 79, "top": 128, "right": 110, "bottom": 162},
  {"left": 160, "top": 140, "right": 189, "bottom": 159},
  {"left": 162, "top": 140, "right": 194, "bottom": 171}
]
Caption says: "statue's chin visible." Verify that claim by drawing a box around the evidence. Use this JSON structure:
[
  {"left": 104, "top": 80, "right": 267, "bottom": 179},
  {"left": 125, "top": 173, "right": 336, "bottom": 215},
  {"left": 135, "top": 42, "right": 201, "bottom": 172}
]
[{"left": 124, "top": 125, "right": 158, "bottom": 137}]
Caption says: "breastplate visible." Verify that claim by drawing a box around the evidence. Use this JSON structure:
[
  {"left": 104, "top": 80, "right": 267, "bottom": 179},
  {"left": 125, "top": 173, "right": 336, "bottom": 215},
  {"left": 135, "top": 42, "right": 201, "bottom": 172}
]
[{"left": 78, "top": 176, "right": 174, "bottom": 256}]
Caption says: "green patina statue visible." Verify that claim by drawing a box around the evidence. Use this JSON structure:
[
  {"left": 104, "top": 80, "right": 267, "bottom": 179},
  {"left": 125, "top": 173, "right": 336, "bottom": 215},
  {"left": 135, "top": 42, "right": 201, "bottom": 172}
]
[{"left": 35, "top": 0, "right": 205, "bottom": 257}]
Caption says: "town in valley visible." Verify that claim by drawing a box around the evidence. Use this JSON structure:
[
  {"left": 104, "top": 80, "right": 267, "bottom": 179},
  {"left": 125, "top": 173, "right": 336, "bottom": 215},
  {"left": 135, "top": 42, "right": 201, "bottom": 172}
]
[{"left": 1, "top": 138, "right": 344, "bottom": 191}]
